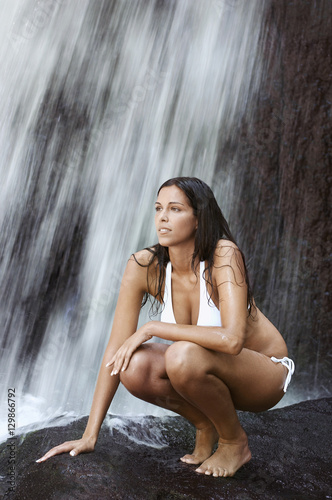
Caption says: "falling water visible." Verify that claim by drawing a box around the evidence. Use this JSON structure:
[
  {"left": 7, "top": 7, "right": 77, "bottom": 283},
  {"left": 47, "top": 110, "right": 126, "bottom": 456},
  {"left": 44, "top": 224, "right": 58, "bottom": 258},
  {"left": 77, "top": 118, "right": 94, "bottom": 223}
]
[{"left": 0, "top": 0, "right": 268, "bottom": 440}]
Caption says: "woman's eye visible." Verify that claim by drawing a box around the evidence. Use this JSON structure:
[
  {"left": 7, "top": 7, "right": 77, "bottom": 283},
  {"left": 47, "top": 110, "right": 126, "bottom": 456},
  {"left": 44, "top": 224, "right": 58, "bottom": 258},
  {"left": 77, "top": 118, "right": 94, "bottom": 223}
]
[
  {"left": 171, "top": 207, "right": 180, "bottom": 212},
  {"left": 155, "top": 206, "right": 162, "bottom": 212}
]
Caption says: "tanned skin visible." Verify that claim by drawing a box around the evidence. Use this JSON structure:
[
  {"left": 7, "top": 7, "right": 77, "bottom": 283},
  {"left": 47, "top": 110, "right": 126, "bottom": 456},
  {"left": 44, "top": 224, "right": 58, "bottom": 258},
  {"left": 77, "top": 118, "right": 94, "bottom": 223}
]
[{"left": 37, "top": 185, "right": 288, "bottom": 478}]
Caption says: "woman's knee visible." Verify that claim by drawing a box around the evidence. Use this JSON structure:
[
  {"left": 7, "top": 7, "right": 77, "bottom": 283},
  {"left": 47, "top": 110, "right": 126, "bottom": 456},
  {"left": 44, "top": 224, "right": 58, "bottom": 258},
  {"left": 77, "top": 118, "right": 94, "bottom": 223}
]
[
  {"left": 120, "top": 346, "right": 151, "bottom": 395},
  {"left": 120, "top": 343, "right": 167, "bottom": 397},
  {"left": 165, "top": 341, "right": 205, "bottom": 382}
]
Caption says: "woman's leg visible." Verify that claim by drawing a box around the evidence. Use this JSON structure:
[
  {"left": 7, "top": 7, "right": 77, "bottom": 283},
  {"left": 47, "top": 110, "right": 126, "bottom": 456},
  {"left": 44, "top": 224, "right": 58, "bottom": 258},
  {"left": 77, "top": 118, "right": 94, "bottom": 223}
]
[
  {"left": 164, "top": 341, "right": 287, "bottom": 477},
  {"left": 120, "top": 342, "right": 218, "bottom": 463}
]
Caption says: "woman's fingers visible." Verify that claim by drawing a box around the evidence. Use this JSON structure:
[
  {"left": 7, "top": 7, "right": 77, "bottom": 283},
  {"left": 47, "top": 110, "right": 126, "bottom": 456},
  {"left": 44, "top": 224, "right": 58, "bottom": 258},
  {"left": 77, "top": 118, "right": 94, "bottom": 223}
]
[
  {"left": 107, "top": 347, "right": 128, "bottom": 375},
  {"left": 36, "top": 437, "right": 96, "bottom": 463},
  {"left": 106, "top": 332, "right": 144, "bottom": 374},
  {"left": 117, "top": 344, "right": 136, "bottom": 373},
  {"left": 36, "top": 441, "right": 79, "bottom": 463},
  {"left": 110, "top": 351, "right": 126, "bottom": 375},
  {"left": 106, "top": 350, "right": 119, "bottom": 368},
  {"left": 121, "top": 349, "right": 133, "bottom": 372}
]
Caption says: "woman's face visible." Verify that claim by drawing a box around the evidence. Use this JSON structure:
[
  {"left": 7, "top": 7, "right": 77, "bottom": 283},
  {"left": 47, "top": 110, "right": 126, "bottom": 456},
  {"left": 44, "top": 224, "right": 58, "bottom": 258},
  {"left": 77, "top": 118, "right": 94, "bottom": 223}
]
[{"left": 155, "top": 185, "right": 198, "bottom": 248}]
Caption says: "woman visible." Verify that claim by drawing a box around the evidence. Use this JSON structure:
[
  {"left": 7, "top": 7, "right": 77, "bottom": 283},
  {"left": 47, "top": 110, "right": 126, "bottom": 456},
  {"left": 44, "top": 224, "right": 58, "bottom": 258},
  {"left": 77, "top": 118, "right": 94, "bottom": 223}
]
[{"left": 37, "top": 177, "right": 294, "bottom": 477}]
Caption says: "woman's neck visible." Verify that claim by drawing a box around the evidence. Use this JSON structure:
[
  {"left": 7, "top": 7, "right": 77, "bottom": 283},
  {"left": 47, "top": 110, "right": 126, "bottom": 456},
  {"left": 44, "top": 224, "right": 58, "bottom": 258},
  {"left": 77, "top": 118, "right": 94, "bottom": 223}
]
[{"left": 168, "top": 246, "right": 199, "bottom": 275}]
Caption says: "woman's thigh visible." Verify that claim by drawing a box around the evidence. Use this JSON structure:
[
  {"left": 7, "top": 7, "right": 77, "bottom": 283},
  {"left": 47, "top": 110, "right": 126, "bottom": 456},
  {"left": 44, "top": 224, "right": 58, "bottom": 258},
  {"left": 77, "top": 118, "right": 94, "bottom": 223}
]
[
  {"left": 217, "top": 348, "right": 286, "bottom": 411},
  {"left": 168, "top": 342, "right": 287, "bottom": 412}
]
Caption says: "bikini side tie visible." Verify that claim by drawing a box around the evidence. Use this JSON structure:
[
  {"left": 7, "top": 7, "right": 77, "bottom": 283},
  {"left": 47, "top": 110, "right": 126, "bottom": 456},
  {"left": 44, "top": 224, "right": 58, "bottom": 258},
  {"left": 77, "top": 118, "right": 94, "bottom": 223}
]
[{"left": 271, "top": 356, "right": 295, "bottom": 392}]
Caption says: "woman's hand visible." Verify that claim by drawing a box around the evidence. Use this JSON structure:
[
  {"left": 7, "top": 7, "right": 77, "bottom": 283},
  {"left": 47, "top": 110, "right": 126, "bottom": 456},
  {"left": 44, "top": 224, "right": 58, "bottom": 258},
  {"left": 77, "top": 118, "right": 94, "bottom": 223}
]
[
  {"left": 36, "top": 435, "right": 96, "bottom": 463},
  {"left": 106, "top": 322, "right": 155, "bottom": 375}
]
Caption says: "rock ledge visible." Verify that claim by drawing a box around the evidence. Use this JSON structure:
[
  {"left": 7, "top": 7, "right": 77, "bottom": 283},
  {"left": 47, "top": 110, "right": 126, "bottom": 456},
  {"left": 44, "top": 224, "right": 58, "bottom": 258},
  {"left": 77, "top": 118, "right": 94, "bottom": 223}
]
[{"left": 0, "top": 398, "right": 331, "bottom": 499}]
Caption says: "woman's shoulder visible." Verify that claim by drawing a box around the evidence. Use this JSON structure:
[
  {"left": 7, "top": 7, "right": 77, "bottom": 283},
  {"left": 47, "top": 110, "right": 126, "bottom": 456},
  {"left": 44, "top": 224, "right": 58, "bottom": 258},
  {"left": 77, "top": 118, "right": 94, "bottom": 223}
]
[
  {"left": 127, "top": 247, "right": 158, "bottom": 277},
  {"left": 125, "top": 248, "right": 159, "bottom": 294},
  {"left": 214, "top": 239, "right": 240, "bottom": 256},
  {"left": 213, "top": 239, "right": 245, "bottom": 276},
  {"left": 130, "top": 247, "right": 157, "bottom": 267},
  {"left": 119, "top": 250, "right": 150, "bottom": 294}
]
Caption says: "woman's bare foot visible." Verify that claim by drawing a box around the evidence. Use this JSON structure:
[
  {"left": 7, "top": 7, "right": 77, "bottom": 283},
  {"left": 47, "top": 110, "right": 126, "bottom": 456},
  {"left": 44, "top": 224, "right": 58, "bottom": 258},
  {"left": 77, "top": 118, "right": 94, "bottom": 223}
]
[
  {"left": 180, "top": 425, "right": 219, "bottom": 464},
  {"left": 195, "top": 434, "right": 251, "bottom": 477}
]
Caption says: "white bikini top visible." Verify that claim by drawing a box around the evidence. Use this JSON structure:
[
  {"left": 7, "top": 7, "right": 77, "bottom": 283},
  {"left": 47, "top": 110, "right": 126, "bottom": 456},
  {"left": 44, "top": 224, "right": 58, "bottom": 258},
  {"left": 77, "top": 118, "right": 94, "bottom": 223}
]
[{"left": 160, "top": 261, "right": 222, "bottom": 326}]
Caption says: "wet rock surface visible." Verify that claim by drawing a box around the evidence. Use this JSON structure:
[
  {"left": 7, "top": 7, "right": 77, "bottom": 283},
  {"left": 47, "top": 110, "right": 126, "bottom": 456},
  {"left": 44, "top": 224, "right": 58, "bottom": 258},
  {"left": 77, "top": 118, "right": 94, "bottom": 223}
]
[
  {"left": 1, "top": 398, "right": 331, "bottom": 499},
  {"left": 232, "top": 0, "right": 332, "bottom": 403}
]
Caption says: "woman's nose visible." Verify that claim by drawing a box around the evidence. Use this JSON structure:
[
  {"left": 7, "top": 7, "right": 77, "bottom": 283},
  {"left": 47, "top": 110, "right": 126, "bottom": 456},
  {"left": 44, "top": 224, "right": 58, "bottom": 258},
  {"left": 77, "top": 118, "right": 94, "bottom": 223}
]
[{"left": 160, "top": 211, "right": 168, "bottom": 221}]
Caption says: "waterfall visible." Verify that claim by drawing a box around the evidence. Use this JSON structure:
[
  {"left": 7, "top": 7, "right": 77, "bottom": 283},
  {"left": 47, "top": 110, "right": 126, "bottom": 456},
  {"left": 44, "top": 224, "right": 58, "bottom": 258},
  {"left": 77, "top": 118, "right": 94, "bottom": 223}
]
[{"left": 0, "top": 0, "right": 268, "bottom": 440}]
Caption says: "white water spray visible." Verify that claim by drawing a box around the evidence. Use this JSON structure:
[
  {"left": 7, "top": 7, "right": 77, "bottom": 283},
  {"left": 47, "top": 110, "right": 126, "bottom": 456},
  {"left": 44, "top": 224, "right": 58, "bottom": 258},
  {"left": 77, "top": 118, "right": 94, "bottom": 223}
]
[{"left": 0, "top": 0, "right": 267, "bottom": 441}]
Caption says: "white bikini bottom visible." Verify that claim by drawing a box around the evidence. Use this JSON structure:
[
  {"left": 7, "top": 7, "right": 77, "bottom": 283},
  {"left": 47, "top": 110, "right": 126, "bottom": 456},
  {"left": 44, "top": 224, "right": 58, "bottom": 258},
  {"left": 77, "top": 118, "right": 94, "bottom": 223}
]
[{"left": 271, "top": 356, "right": 295, "bottom": 392}]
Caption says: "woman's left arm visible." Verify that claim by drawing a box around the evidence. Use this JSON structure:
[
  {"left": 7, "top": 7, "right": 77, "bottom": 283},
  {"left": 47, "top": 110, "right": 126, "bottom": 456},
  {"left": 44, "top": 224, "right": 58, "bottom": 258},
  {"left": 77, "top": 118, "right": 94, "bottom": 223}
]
[{"left": 108, "top": 243, "right": 249, "bottom": 375}]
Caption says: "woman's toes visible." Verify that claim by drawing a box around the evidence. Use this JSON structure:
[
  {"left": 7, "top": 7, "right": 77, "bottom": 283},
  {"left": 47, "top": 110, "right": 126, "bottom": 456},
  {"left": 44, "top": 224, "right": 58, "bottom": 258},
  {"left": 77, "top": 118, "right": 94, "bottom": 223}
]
[
  {"left": 195, "top": 465, "right": 209, "bottom": 475},
  {"left": 181, "top": 454, "right": 196, "bottom": 464}
]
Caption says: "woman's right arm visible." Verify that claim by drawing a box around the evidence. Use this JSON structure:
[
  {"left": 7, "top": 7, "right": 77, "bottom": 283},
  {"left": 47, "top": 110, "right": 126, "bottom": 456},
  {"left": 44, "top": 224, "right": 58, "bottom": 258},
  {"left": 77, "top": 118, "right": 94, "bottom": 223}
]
[{"left": 36, "top": 254, "right": 149, "bottom": 462}]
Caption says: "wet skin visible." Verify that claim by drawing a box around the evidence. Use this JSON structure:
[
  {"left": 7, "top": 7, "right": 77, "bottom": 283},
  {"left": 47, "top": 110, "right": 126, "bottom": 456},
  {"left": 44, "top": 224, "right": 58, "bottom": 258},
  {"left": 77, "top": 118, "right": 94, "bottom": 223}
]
[{"left": 37, "top": 185, "right": 288, "bottom": 478}]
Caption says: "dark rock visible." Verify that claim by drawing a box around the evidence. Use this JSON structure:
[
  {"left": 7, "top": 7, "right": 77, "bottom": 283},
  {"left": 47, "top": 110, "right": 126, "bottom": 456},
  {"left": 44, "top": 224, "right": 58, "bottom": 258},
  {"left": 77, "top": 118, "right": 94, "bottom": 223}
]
[
  {"left": 1, "top": 398, "right": 331, "bottom": 499},
  {"left": 231, "top": 0, "right": 332, "bottom": 401}
]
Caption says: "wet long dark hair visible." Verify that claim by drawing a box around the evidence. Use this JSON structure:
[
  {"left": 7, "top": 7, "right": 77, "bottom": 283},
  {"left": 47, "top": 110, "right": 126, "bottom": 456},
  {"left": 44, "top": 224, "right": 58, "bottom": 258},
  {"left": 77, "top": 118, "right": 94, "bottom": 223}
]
[{"left": 134, "top": 177, "right": 254, "bottom": 317}]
